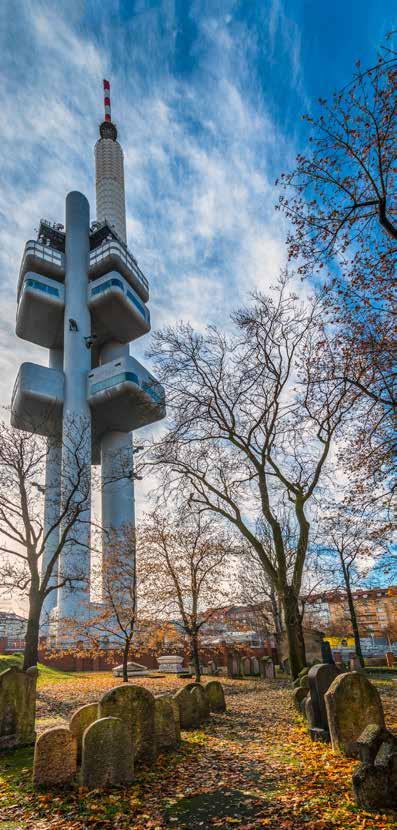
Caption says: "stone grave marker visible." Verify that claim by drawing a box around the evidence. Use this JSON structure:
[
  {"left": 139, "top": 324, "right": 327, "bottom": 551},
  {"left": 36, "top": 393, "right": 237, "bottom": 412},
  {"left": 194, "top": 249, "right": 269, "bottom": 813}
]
[
  {"left": 81, "top": 717, "right": 134, "bottom": 788},
  {"left": 155, "top": 695, "right": 180, "bottom": 750},
  {"left": 321, "top": 640, "right": 334, "bottom": 664},
  {"left": 33, "top": 727, "right": 77, "bottom": 788},
  {"left": 251, "top": 657, "right": 260, "bottom": 676},
  {"left": 190, "top": 685, "right": 210, "bottom": 722},
  {"left": 204, "top": 681, "right": 226, "bottom": 713},
  {"left": 352, "top": 724, "right": 397, "bottom": 810},
  {"left": 69, "top": 702, "right": 98, "bottom": 764},
  {"left": 173, "top": 686, "right": 200, "bottom": 729},
  {"left": 157, "top": 655, "right": 184, "bottom": 674},
  {"left": 307, "top": 663, "right": 342, "bottom": 736},
  {"left": 100, "top": 684, "right": 156, "bottom": 765},
  {"left": 325, "top": 672, "right": 385, "bottom": 757},
  {"left": 292, "top": 686, "right": 307, "bottom": 712},
  {"left": 0, "top": 666, "right": 37, "bottom": 750},
  {"left": 260, "top": 657, "right": 275, "bottom": 680},
  {"left": 242, "top": 657, "right": 252, "bottom": 676}
]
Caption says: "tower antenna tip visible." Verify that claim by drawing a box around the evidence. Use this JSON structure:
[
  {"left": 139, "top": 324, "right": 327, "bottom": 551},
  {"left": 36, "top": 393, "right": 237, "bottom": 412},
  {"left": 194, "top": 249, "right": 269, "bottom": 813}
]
[{"left": 103, "top": 79, "right": 111, "bottom": 122}]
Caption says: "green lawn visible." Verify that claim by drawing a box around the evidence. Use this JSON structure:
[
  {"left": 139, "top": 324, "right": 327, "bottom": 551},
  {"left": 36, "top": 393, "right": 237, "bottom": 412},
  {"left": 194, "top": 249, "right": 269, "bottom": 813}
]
[{"left": 0, "top": 653, "right": 72, "bottom": 685}]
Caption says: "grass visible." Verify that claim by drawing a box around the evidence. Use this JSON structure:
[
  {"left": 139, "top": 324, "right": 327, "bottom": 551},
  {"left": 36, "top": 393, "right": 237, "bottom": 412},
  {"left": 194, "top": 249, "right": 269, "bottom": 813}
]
[{"left": 0, "top": 653, "right": 73, "bottom": 686}]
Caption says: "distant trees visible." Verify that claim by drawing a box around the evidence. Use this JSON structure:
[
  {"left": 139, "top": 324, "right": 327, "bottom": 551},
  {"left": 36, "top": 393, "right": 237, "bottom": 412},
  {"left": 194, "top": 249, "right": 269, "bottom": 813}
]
[
  {"left": 0, "top": 419, "right": 91, "bottom": 669},
  {"left": 137, "top": 510, "right": 234, "bottom": 682},
  {"left": 278, "top": 37, "right": 397, "bottom": 493},
  {"left": 148, "top": 280, "right": 356, "bottom": 678}
]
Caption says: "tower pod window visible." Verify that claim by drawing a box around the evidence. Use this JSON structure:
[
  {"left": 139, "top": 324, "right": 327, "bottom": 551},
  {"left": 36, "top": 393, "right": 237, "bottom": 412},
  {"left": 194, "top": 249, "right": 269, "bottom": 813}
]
[
  {"left": 91, "top": 277, "right": 123, "bottom": 296},
  {"left": 90, "top": 371, "right": 140, "bottom": 395},
  {"left": 25, "top": 278, "right": 60, "bottom": 297}
]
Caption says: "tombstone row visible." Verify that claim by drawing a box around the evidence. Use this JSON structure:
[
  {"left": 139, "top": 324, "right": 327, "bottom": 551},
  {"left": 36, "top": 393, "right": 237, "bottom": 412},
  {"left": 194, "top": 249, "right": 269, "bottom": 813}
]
[
  {"left": 227, "top": 654, "right": 275, "bottom": 680},
  {"left": 33, "top": 680, "right": 226, "bottom": 789},
  {"left": 292, "top": 665, "right": 396, "bottom": 811}
]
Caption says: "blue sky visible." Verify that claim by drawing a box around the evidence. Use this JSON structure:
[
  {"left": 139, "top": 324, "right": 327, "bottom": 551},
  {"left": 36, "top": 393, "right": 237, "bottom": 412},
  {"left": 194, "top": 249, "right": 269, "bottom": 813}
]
[
  {"left": 0, "top": 2, "right": 394, "bottom": 411},
  {"left": 0, "top": 1, "right": 394, "bottom": 610}
]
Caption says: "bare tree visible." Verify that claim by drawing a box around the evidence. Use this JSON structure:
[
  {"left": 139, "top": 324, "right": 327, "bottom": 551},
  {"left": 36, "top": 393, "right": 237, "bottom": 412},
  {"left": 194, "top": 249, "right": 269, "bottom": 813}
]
[
  {"left": 0, "top": 418, "right": 91, "bottom": 669},
  {"left": 310, "top": 500, "right": 392, "bottom": 667},
  {"left": 137, "top": 509, "right": 235, "bottom": 682},
  {"left": 148, "top": 280, "right": 356, "bottom": 677},
  {"left": 277, "top": 37, "right": 397, "bottom": 491}
]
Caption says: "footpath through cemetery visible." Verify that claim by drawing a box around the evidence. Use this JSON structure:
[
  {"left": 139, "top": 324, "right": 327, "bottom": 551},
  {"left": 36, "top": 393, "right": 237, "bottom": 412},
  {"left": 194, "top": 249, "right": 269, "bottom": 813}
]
[{"left": 0, "top": 654, "right": 396, "bottom": 829}]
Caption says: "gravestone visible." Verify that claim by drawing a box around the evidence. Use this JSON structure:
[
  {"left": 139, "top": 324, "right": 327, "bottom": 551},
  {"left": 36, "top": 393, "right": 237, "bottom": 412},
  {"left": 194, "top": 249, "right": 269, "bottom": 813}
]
[
  {"left": 260, "top": 657, "right": 275, "bottom": 680},
  {"left": 227, "top": 653, "right": 241, "bottom": 678},
  {"left": 189, "top": 684, "right": 210, "bottom": 722},
  {"left": 0, "top": 666, "right": 37, "bottom": 750},
  {"left": 352, "top": 724, "right": 397, "bottom": 810},
  {"left": 69, "top": 702, "right": 98, "bottom": 764},
  {"left": 242, "top": 657, "right": 252, "bottom": 676},
  {"left": 204, "top": 681, "right": 226, "bottom": 713},
  {"left": 292, "top": 686, "right": 308, "bottom": 712},
  {"left": 325, "top": 672, "right": 385, "bottom": 757},
  {"left": 112, "top": 661, "right": 150, "bottom": 678},
  {"left": 251, "top": 657, "right": 260, "bottom": 676},
  {"left": 100, "top": 684, "right": 156, "bottom": 765},
  {"left": 173, "top": 686, "right": 200, "bottom": 729},
  {"left": 321, "top": 641, "right": 334, "bottom": 664},
  {"left": 307, "top": 663, "right": 342, "bottom": 735},
  {"left": 33, "top": 727, "right": 77, "bottom": 787},
  {"left": 155, "top": 695, "right": 180, "bottom": 750},
  {"left": 81, "top": 717, "right": 134, "bottom": 788}
]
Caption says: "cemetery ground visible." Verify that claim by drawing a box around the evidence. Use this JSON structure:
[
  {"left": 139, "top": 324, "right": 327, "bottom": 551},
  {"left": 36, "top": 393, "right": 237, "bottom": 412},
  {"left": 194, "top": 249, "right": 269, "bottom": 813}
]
[{"left": 0, "top": 660, "right": 396, "bottom": 830}]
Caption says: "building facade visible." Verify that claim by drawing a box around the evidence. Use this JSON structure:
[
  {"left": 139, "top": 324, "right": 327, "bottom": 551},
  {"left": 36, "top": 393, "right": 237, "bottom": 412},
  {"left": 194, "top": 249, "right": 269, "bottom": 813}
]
[{"left": 304, "top": 586, "right": 397, "bottom": 642}]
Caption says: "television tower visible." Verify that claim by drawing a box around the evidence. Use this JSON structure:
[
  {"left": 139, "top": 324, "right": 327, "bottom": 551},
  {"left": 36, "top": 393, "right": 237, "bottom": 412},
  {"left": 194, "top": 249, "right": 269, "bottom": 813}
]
[{"left": 11, "top": 80, "right": 165, "bottom": 642}]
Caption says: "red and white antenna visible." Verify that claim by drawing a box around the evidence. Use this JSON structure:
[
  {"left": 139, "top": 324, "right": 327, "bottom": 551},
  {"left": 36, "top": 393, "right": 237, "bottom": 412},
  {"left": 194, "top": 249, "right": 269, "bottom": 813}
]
[{"left": 103, "top": 79, "right": 111, "bottom": 122}]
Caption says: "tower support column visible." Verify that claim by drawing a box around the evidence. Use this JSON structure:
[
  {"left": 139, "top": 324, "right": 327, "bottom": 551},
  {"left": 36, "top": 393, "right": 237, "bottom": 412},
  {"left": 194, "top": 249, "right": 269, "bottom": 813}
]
[
  {"left": 40, "top": 348, "right": 63, "bottom": 634},
  {"left": 57, "top": 191, "right": 92, "bottom": 640}
]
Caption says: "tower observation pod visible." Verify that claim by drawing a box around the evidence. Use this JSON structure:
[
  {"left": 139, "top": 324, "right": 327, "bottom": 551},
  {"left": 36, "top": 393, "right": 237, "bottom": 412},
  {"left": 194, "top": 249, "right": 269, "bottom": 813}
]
[{"left": 11, "top": 80, "right": 166, "bottom": 644}]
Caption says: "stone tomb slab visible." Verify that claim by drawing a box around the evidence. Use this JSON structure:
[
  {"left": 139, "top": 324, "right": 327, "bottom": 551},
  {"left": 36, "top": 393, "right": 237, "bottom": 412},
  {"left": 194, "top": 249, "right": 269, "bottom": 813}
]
[
  {"left": 69, "top": 702, "right": 98, "bottom": 764},
  {"left": 155, "top": 695, "right": 180, "bottom": 750}
]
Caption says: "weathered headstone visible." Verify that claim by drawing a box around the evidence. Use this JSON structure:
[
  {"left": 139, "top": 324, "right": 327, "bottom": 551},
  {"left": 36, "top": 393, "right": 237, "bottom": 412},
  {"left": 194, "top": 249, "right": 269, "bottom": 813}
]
[
  {"left": 308, "top": 663, "right": 342, "bottom": 735},
  {"left": 33, "top": 727, "right": 77, "bottom": 788},
  {"left": 204, "top": 681, "right": 226, "bottom": 713},
  {"left": 325, "top": 672, "right": 385, "bottom": 757},
  {"left": 81, "top": 717, "right": 134, "bottom": 788},
  {"left": 227, "top": 652, "right": 241, "bottom": 677},
  {"left": 260, "top": 657, "right": 275, "bottom": 680},
  {"left": 154, "top": 695, "right": 180, "bottom": 750},
  {"left": 69, "top": 703, "right": 98, "bottom": 764},
  {"left": 292, "top": 686, "right": 308, "bottom": 712},
  {"left": 352, "top": 724, "right": 397, "bottom": 810},
  {"left": 173, "top": 686, "right": 200, "bottom": 729},
  {"left": 189, "top": 684, "right": 210, "bottom": 722},
  {"left": 251, "top": 657, "right": 260, "bottom": 676},
  {"left": 305, "top": 694, "right": 315, "bottom": 729},
  {"left": 385, "top": 651, "right": 395, "bottom": 668},
  {"left": 0, "top": 666, "right": 37, "bottom": 750},
  {"left": 242, "top": 657, "right": 252, "bottom": 676},
  {"left": 99, "top": 684, "right": 156, "bottom": 765},
  {"left": 321, "top": 640, "right": 334, "bottom": 664}
]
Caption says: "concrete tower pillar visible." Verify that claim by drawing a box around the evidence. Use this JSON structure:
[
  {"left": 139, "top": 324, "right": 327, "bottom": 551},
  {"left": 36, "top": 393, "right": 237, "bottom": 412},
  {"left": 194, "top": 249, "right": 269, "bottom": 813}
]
[
  {"left": 40, "top": 347, "right": 63, "bottom": 633},
  {"left": 57, "top": 191, "right": 91, "bottom": 637},
  {"left": 95, "top": 107, "right": 135, "bottom": 577}
]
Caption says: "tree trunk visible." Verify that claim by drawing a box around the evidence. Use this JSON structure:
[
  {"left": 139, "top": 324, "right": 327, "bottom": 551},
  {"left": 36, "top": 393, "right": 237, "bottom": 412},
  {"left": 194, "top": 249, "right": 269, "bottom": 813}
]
[
  {"left": 122, "top": 640, "right": 131, "bottom": 683},
  {"left": 282, "top": 587, "right": 306, "bottom": 679},
  {"left": 342, "top": 563, "right": 364, "bottom": 668},
  {"left": 191, "top": 632, "right": 201, "bottom": 683},
  {"left": 23, "top": 599, "right": 41, "bottom": 670}
]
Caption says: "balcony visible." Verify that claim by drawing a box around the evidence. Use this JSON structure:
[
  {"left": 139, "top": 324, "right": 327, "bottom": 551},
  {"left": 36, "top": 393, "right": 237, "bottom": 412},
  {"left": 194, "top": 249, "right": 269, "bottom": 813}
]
[
  {"left": 89, "top": 273, "right": 150, "bottom": 344},
  {"left": 89, "top": 240, "right": 149, "bottom": 303},
  {"left": 11, "top": 363, "right": 64, "bottom": 436},
  {"left": 16, "top": 273, "right": 65, "bottom": 348},
  {"left": 88, "top": 355, "right": 165, "bottom": 438},
  {"left": 17, "top": 241, "right": 65, "bottom": 299}
]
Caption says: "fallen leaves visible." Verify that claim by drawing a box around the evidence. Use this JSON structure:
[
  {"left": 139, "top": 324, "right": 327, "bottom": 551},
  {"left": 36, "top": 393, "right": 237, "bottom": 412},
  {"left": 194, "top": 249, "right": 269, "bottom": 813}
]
[{"left": 0, "top": 675, "right": 396, "bottom": 829}]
